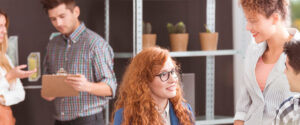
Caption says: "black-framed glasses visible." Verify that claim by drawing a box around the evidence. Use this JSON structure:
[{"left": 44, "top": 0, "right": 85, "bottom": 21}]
[{"left": 155, "top": 69, "right": 178, "bottom": 82}]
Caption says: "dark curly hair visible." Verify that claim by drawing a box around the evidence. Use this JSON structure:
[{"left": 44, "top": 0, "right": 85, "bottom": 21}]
[{"left": 41, "top": 0, "right": 76, "bottom": 14}]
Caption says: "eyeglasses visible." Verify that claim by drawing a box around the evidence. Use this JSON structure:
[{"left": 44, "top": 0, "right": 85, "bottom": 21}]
[{"left": 155, "top": 69, "right": 178, "bottom": 82}]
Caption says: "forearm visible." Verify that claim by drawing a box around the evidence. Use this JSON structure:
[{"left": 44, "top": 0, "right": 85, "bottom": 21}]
[
  {"left": 87, "top": 82, "right": 112, "bottom": 96},
  {"left": 0, "top": 95, "right": 5, "bottom": 105},
  {"left": 0, "top": 82, "right": 25, "bottom": 106}
]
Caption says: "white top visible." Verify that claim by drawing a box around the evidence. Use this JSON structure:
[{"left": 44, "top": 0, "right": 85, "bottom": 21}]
[
  {"left": 234, "top": 28, "right": 300, "bottom": 125},
  {"left": 163, "top": 100, "right": 170, "bottom": 125},
  {"left": 0, "top": 54, "right": 25, "bottom": 106}
]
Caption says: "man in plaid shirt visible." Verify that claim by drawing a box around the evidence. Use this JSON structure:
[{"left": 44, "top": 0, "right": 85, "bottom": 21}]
[
  {"left": 274, "top": 40, "right": 300, "bottom": 125},
  {"left": 40, "top": 0, "right": 117, "bottom": 125}
]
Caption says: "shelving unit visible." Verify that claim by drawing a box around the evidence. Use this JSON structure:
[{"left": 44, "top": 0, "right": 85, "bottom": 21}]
[
  {"left": 115, "top": 50, "right": 237, "bottom": 58},
  {"left": 24, "top": 0, "right": 236, "bottom": 125},
  {"left": 129, "top": 0, "right": 236, "bottom": 124}
]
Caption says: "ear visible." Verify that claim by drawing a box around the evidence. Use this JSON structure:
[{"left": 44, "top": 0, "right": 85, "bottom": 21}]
[
  {"left": 73, "top": 6, "right": 80, "bottom": 18},
  {"left": 271, "top": 13, "right": 280, "bottom": 25}
]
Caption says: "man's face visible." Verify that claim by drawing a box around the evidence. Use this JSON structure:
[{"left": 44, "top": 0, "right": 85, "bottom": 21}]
[
  {"left": 285, "top": 58, "right": 300, "bottom": 92},
  {"left": 48, "top": 4, "right": 79, "bottom": 36}
]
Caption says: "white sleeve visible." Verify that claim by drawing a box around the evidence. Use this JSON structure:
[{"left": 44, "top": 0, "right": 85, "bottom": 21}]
[
  {"left": 234, "top": 44, "right": 254, "bottom": 121},
  {"left": 0, "top": 75, "right": 10, "bottom": 89},
  {"left": 0, "top": 55, "right": 25, "bottom": 106},
  {"left": 1, "top": 78, "right": 25, "bottom": 106},
  {"left": 234, "top": 83, "right": 251, "bottom": 121}
]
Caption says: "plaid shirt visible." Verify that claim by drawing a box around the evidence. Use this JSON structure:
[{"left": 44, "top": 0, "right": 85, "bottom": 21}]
[
  {"left": 43, "top": 23, "right": 117, "bottom": 121},
  {"left": 274, "top": 95, "right": 300, "bottom": 125}
]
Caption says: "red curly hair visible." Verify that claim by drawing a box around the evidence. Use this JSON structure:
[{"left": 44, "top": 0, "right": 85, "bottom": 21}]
[
  {"left": 112, "top": 47, "right": 193, "bottom": 125},
  {"left": 240, "top": 0, "right": 289, "bottom": 19}
]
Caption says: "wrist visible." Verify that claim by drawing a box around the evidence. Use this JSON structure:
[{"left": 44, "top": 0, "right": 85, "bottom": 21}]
[
  {"left": 86, "top": 82, "right": 93, "bottom": 93},
  {"left": 0, "top": 95, "right": 5, "bottom": 105},
  {"left": 5, "top": 73, "right": 12, "bottom": 82}
]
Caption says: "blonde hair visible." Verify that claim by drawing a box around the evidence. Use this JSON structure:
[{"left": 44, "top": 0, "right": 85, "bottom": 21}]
[{"left": 0, "top": 9, "right": 12, "bottom": 74}]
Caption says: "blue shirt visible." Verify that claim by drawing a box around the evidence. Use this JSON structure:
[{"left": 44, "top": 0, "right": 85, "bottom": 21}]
[{"left": 113, "top": 102, "right": 194, "bottom": 125}]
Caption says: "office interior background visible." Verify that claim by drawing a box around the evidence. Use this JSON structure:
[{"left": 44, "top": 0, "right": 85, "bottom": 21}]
[{"left": 1, "top": 0, "right": 300, "bottom": 125}]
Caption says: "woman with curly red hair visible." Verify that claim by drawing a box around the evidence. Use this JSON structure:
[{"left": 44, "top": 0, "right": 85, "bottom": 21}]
[
  {"left": 234, "top": 0, "right": 300, "bottom": 125},
  {"left": 112, "top": 47, "right": 194, "bottom": 125}
]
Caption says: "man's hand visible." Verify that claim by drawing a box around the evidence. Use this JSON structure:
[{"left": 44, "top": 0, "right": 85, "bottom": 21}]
[
  {"left": 234, "top": 120, "right": 244, "bottom": 125},
  {"left": 65, "top": 74, "right": 92, "bottom": 92},
  {"left": 5, "top": 64, "right": 37, "bottom": 82}
]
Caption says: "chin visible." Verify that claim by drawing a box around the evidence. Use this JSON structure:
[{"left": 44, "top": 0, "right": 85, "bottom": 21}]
[
  {"left": 254, "top": 39, "right": 264, "bottom": 44},
  {"left": 167, "top": 92, "right": 177, "bottom": 98}
]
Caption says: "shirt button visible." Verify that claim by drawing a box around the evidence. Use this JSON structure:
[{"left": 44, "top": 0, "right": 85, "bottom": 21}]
[
  {"left": 61, "top": 99, "right": 64, "bottom": 102},
  {"left": 61, "top": 112, "right": 64, "bottom": 115},
  {"left": 65, "top": 58, "right": 68, "bottom": 61}
]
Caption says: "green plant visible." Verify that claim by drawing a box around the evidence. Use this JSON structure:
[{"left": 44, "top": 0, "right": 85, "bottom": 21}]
[
  {"left": 167, "top": 21, "right": 186, "bottom": 34},
  {"left": 143, "top": 22, "right": 152, "bottom": 34},
  {"left": 204, "top": 24, "right": 212, "bottom": 33}
]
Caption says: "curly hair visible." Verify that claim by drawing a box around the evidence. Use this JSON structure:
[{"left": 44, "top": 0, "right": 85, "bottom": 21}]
[
  {"left": 41, "top": 0, "right": 76, "bottom": 13},
  {"left": 112, "top": 47, "right": 193, "bottom": 125},
  {"left": 240, "top": 0, "right": 289, "bottom": 19}
]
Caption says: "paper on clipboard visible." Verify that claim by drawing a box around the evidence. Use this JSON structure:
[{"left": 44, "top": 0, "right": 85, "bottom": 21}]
[{"left": 41, "top": 74, "right": 79, "bottom": 97}]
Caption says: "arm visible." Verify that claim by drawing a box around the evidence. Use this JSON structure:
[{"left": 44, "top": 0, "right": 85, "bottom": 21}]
[
  {"left": 65, "top": 41, "right": 117, "bottom": 97},
  {"left": 41, "top": 46, "right": 56, "bottom": 101},
  {"left": 234, "top": 78, "right": 251, "bottom": 124},
  {"left": 0, "top": 56, "right": 36, "bottom": 106},
  {"left": 0, "top": 76, "right": 25, "bottom": 106},
  {"left": 91, "top": 42, "right": 117, "bottom": 97}
]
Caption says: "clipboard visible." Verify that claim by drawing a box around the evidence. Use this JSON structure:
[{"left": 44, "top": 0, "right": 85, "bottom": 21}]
[{"left": 41, "top": 74, "right": 79, "bottom": 97}]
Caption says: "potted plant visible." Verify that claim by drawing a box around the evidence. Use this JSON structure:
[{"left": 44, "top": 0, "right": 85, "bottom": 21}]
[
  {"left": 167, "top": 21, "right": 189, "bottom": 51},
  {"left": 143, "top": 22, "right": 157, "bottom": 49},
  {"left": 199, "top": 24, "right": 218, "bottom": 51}
]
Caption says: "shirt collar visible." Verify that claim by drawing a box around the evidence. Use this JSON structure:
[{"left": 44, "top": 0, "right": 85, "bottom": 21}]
[
  {"left": 62, "top": 22, "right": 86, "bottom": 43},
  {"left": 165, "top": 100, "right": 170, "bottom": 115}
]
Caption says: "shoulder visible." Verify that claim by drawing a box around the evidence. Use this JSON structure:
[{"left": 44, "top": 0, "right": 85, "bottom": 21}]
[
  {"left": 113, "top": 108, "right": 124, "bottom": 125},
  {"left": 47, "top": 35, "right": 64, "bottom": 47},
  {"left": 115, "top": 108, "right": 124, "bottom": 115},
  {"left": 84, "top": 28, "right": 109, "bottom": 48},
  {"left": 276, "top": 95, "right": 300, "bottom": 120},
  {"left": 85, "top": 28, "right": 105, "bottom": 43}
]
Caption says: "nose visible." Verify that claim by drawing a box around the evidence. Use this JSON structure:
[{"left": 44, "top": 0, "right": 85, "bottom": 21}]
[
  {"left": 55, "top": 19, "right": 63, "bottom": 27},
  {"left": 168, "top": 73, "right": 178, "bottom": 83}
]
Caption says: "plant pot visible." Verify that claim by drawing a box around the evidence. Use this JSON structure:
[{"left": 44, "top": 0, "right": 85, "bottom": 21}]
[
  {"left": 199, "top": 32, "right": 218, "bottom": 51},
  {"left": 142, "top": 34, "right": 157, "bottom": 49},
  {"left": 169, "top": 33, "right": 189, "bottom": 51}
]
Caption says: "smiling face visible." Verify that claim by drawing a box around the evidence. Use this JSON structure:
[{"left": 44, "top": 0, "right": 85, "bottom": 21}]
[
  {"left": 48, "top": 3, "right": 79, "bottom": 36},
  {"left": 244, "top": 11, "right": 276, "bottom": 43},
  {"left": 149, "top": 57, "right": 178, "bottom": 102},
  {"left": 0, "top": 14, "right": 7, "bottom": 43}
]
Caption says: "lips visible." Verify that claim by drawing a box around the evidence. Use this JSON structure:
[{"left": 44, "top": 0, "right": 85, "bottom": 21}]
[
  {"left": 166, "top": 85, "right": 176, "bottom": 91},
  {"left": 252, "top": 32, "right": 258, "bottom": 37}
]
